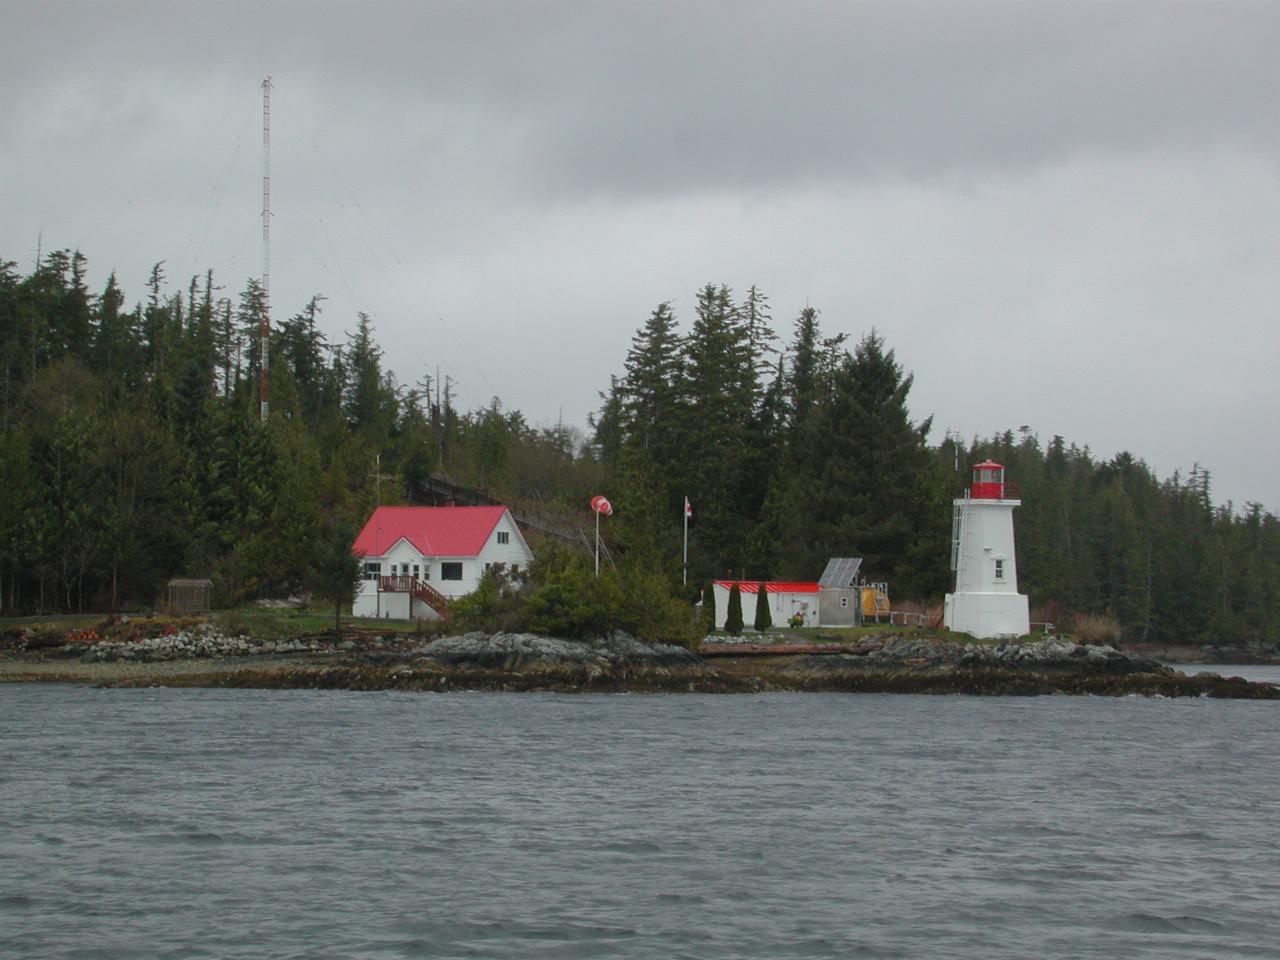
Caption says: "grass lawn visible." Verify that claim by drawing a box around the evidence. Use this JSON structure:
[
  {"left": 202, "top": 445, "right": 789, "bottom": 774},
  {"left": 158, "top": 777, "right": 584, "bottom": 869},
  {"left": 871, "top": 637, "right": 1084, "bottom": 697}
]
[
  {"left": 2, "top": 605, "right": 435, "bottom": 647},
  {"left": 211, "top": 606, "right": 433, "bottom": 641}
]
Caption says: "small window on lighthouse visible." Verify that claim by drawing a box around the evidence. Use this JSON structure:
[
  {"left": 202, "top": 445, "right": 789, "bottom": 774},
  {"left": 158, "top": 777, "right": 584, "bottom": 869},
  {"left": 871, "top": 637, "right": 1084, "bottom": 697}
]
[{"left": 993, "top": 559, "right": 1005, "bottom": 581}]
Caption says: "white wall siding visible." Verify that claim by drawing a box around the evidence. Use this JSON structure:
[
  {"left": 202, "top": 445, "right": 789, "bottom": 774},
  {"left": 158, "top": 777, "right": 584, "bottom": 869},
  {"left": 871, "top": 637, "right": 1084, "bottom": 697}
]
[
  {"left": 710, "top": 585, "right": 819, "bottom": 630},
  {"left": 353, "top": 582, "right": 412, "bottom": 620},
  {"left": 353, "top": 580, "right": 379, "bottom": 618}
]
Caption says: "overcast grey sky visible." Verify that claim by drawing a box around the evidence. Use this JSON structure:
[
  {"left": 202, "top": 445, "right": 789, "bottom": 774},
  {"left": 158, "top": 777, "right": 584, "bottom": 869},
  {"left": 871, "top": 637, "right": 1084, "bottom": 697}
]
[{"left": 4, "top": 1, "right": 1279, "bottom": 509}]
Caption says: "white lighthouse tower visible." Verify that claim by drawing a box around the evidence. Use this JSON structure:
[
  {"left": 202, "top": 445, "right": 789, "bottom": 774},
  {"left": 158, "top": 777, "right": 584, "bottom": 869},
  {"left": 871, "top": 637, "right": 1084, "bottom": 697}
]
[{"left": 944, "top": 460, "right": 1030, "bottom": 639}]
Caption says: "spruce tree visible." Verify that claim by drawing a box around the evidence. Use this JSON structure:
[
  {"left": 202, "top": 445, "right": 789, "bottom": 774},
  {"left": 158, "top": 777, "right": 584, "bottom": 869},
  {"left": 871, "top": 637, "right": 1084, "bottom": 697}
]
[
  {"left": 740, "top": 285, "right": 777, "bottom": 400},
  {"left": 345, "top": 311, "right": 387, "bottom": 431},
  {"left": 763, "top": 306, "right": 845, "bottom": 577},
  {"left": 791, "top": 330, "right": 946, "bottom": 595},
  {"left": 621, "top": 301, "right": 683, "bottom": 460},
  {"left": 92, "top": 272, "right": 135, "bottom": 392},
  {"left": 277, "top": 295, "right": 330, "bottom": 422},
  {"left": 679, "top": 284, "right": 757, "bottom": 579}
]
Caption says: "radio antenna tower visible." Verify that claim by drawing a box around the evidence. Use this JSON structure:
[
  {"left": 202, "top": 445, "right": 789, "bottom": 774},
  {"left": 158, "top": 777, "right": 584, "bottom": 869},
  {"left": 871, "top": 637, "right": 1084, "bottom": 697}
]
[{"left": 259, "top": 75, "right": 272, "bottom": 425}]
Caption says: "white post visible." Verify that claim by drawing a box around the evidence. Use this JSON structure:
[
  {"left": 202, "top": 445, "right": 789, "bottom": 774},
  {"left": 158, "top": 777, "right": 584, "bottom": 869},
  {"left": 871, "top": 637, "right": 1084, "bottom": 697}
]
[
  {"left": 595, "top": 509, "right": 600, "bottom": 577},
  {"left": 682, "top": 497, "right": 689, "bottom": 586}
]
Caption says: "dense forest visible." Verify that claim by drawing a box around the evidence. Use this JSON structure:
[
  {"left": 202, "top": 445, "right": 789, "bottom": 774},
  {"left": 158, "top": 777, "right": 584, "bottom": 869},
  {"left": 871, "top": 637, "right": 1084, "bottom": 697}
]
[{"left": 2, "top": 251, "right": 1277, "bottom": 645}]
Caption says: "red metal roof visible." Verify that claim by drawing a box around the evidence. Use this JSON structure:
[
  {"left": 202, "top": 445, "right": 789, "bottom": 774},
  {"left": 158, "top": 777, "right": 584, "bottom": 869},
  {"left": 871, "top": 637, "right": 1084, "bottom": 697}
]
[
  {"left": 713, "top": 580, "right": 821, "bottom": 594},
  {"left": 353, "top": 506, "right": 509, "bottom": 558}
]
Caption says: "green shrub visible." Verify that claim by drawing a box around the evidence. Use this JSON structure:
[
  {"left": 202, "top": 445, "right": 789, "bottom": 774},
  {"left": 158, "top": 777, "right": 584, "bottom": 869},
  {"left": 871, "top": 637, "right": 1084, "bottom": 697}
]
[
  {"left": 618, "top": 567, "right": 700, "bottom": 645},
  {"left": 521, "top": 551, "right": 622, "bottom": 639},
  {"left": 445, "top": 542, "right": 700, "bottom": 644},
  {"left": 449, "top": 568, "right": 524, "bottom": 633}
]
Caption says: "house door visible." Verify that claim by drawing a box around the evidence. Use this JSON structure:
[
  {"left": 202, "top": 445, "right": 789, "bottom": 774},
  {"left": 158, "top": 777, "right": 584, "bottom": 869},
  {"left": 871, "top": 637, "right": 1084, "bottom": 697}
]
[{"left": 412, "top": 563, "right": 420, "bottom": 581}]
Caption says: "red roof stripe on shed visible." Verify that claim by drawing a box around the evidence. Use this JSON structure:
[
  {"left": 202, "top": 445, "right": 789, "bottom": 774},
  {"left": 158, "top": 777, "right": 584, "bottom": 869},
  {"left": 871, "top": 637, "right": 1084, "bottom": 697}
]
[
  {"left": 353, "top": 506, "right": 508, "bottom": 558},
  {"left": 713, "top": 580, "right": 820, "bottom": 594}
]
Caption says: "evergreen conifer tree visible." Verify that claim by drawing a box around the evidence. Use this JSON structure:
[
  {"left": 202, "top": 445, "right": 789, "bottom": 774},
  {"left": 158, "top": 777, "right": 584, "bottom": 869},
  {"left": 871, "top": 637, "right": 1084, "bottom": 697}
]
[
  {"left": 679, "top": 284, "right": 757, "bottom": 578},
  {"left": 310, "top": 520, "right": 364, "bottom": 633},
  {"left": 725, "top": 581, "right": 744, "bottom": 635},
  {"left": 753, "top": 582, "right": 773, "bottom": 631},
  {"left": 621, "top": 301, "right": 683, "bottom": 459}
]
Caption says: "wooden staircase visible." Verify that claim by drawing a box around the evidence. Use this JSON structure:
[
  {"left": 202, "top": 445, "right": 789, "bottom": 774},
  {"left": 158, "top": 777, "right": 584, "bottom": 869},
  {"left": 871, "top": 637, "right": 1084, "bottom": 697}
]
[{"left": 379, "top": 575, "right": 450, "bottom": 617}]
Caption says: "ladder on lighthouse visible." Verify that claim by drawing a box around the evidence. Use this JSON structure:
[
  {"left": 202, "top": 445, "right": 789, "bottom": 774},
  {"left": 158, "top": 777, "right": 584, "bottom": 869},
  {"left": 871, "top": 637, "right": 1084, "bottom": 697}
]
[{"left": 950, "top": 502, "right": 966, "bottom": 572}]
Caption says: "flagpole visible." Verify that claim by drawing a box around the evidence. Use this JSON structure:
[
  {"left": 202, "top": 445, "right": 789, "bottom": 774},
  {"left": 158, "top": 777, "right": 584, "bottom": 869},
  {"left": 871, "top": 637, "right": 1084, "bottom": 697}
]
[
  {"left": 590, "top": 494, "right": 612, "bottom": 577},
  {"left": 682, "top": 497, "right": 689, "bottom": 586}
]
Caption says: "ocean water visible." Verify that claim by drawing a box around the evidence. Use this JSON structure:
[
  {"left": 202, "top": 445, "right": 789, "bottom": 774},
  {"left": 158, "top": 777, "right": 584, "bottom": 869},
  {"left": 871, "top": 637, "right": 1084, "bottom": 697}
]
[{"left": 2, "top": 685, "right": 1279, "bottom": 960}]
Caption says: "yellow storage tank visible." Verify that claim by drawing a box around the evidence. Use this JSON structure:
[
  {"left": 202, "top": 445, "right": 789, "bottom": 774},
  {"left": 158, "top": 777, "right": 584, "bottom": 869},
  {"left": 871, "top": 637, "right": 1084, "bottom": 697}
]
[{"left": 861, "top": 583, "right": 891, "bottom": 620}]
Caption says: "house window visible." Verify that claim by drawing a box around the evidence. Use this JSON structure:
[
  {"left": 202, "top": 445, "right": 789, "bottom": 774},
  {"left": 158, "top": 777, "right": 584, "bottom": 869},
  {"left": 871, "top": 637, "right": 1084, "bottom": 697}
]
[
  {"left": 840, "top": 597, "right": 849, "bottom": 609},
  {"left": 497, "top": 531, "right": 510, "bottom": 545},
  {"left": 994, "top": 559, "right": 1005, "bottom": 581},
  {"left": 441, "top": 562, "right": 463, "bottom": 581},
  {"left": 363, "top": 562, "right": 381, "bottom": 581}
]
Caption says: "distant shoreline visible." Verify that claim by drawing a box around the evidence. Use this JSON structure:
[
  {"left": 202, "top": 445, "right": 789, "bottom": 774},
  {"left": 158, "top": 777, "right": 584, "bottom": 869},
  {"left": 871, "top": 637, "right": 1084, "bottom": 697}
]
[{"left": 1123, "top": 643, "right": 1280, "bottom": 666}]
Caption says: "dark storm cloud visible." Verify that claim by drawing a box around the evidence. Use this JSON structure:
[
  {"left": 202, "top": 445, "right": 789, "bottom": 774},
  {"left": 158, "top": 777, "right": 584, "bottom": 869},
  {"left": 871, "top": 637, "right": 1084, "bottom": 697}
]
[
  {"left": 9, "top": 2, "right": 1279, "bottom": 193},
  {"left": 523, "top": 2, "right": 1280, "bottom": 193}
]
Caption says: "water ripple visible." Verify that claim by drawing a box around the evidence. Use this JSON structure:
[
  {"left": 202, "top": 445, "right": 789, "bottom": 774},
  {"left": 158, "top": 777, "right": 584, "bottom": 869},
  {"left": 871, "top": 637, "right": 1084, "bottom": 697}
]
[{"left": 1, "top": 687, "right": 1278, "bottom": 959}]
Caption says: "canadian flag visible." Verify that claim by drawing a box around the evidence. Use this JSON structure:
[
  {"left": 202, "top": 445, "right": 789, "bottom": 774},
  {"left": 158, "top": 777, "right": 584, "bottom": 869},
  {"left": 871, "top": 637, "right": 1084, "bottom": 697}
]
[{"left": 684, "top": 497, "right": 693, "bottom": 518}]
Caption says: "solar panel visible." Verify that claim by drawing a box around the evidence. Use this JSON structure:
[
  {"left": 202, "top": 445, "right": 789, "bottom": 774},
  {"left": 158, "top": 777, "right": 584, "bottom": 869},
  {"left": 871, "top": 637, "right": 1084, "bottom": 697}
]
[{"left": 818, "top": 557, "right": 862, "bottom": 588}]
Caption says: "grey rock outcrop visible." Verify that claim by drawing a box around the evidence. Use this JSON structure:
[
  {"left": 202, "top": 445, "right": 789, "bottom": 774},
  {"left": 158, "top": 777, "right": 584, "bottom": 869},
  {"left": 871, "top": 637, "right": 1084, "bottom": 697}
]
[
  {"left": 415, "top": 630, "right": 703, "bottom": 673},
  {"left": 800, "top": 635, "right": 1169, "bottom": 676}
]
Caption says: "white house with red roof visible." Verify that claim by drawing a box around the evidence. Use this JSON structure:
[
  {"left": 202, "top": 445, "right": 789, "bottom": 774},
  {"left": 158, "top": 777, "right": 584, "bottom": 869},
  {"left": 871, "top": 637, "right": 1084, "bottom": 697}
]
[{"left": 352, "top": 505, "right": 534, "bottom": 620}]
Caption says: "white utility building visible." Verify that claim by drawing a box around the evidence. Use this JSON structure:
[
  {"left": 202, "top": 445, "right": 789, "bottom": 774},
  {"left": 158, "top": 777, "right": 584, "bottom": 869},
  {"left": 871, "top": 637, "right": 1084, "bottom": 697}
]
[
  {"left": 944, "top": 461, "right": 1031, "bottom": 639},
  {"left": 711, "top": 580, "right": 822, "bottom": 629}
]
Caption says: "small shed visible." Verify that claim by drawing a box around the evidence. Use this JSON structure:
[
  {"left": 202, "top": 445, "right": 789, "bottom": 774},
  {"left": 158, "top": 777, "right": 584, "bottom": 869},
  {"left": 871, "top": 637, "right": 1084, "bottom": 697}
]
[
  {"left": 165, "top": 578, "right": 212, "bottom": 615},
  {"left": 817, "top": 558, "right": 863, "bottom": 627}
]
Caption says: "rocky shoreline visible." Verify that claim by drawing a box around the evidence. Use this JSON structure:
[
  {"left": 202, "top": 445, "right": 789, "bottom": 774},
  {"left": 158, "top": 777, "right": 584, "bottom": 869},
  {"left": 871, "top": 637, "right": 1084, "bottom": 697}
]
[{"left": 1, "top": 627, "right": 1277, "bottom": 698}]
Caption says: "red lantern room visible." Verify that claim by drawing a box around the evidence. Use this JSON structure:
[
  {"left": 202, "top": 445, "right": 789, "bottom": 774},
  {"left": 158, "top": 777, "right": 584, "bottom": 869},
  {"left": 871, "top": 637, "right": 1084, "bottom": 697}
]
[{"left": 970, "top": 460, "right": 1005, "bottom": 499}]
